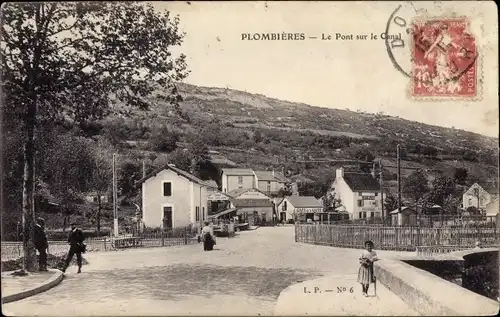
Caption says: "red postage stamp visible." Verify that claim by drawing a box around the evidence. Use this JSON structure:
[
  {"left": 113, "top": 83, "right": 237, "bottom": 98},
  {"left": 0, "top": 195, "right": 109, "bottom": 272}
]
[{"left": 410, "top": 18, "right": 478, "bottom": 98}]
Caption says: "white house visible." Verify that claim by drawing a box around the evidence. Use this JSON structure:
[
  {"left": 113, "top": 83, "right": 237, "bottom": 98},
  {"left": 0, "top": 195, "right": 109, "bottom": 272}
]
[
  {"left": 140, "top": 164, "right": 217, "bottom": 229},
  {"left": 253, "top": 170, "right": 290, "bottom": 195},
  {"left": 330, "top": 168, "right": 382, "bottom": 220},
  {"left": 221, "top": 168, "right": 255, "bottom": 193},
  {"left": 462, "top": 183, "right": 497, "bottom": 212},
  {"left": 276, "top": 196, "right": 323, "bottom": 222}
]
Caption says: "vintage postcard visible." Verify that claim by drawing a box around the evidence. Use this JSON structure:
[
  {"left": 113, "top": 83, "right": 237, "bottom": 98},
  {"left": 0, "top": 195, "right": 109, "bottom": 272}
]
[{"left": 1, "top": 1, "right": 498, "bottom": 316}]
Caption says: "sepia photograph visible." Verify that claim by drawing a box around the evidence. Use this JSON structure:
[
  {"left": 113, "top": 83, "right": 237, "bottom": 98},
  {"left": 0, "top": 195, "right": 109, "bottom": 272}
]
[{"left": 1, "top": 1, "right": 499, "bottom": 316}]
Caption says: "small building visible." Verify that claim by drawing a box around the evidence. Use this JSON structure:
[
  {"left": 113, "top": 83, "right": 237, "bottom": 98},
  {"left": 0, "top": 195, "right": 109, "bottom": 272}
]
[
  {"left": 221, "top": 168, "right": 255, "bottom": 193},
  {"left": 330, "top": 168, "right": 382, "bottom": 220},
  {"left": 226, "top": 187, "right": 272, "bottom": 201},
  {"left": 462, "top": 183, "right": 498, "bottom": 213},
  {"left": 230, "top": 199, "right": 274, "bottom": 226},
  {"left": 390, "top": 206, "right": 418, "bottom": 227},
  {"left": 139, "top": 164, "right": 217, "bottom": 230},
  {"left": 277, "top": 196, "right": 323, "bottom": 222}
]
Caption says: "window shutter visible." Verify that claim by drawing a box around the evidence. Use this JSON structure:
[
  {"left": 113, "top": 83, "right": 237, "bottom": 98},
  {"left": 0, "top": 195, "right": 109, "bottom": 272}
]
[{"left": 163, "top": 182, "right": 172, "bottom": 196}]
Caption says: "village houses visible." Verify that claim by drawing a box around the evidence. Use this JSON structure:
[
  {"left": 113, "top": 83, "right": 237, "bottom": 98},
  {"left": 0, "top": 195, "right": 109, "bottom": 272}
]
[
  {"left": 330, "top": 168, "right": 382, "bottom": 220},
  {"left": 221, "top": 168, "right": 290, "bottom": 195},
  {"left": 462, "top": 182, "right": 499, "bottom": 217},
  {"left": 276, "top": 195, "right": 323, "bottom": 223},
  {"left": 139, "top": 164, "right": 217, "bottom": 230}
]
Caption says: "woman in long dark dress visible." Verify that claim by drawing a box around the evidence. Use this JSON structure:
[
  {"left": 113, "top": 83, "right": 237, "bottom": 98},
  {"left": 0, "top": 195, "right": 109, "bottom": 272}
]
[{"left": 201, "top": 221, "right": 216, "bottom": 251}]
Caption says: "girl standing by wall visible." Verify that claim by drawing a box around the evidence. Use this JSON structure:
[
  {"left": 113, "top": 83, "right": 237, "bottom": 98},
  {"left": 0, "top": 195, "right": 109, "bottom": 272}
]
[{"left": 357, "top": 240, "right": 378, "bottom": 296}]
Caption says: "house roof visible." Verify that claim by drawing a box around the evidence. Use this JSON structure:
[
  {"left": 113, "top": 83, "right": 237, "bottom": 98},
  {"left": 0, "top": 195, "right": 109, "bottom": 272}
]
[
  {"left": 226, "top": 187, "right": 270, "bottom": 199},
  {"left": 205, "top": 180, "right": 219, "bottom": 188},
  {"left": 230, "top": 199, "right": 274, "bottom": 208},
  {"left": 222, "top": 168, "right": 255, "bottom": 176},
  {"left": 390, "top": 206, "right": 416, "bottom": 214},
  {"left": 254, "top": 170, "right": 289, "bottom": 183},
  {"left": 285, "top": 196, "right": 322, "bottom": 208},
  {"left": 342, "top": 172, "right": 380, "bottom": 192},
  {"left": 137, "top": 164, "right": 216, "bottom": 188}
]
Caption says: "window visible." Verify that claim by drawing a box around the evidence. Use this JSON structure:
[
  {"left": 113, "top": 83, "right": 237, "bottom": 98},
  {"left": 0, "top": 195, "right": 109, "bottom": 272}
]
[
  {"left": 363, "top": 212, "right": 367, "bottom": 219},
  {"left": 370, "top": 212, "right": 375, "bottom": 218},
  {"left": 358, "top": 212, "right": 362, "bottom": 219},
  {"left": 238, "top": 176, "right": 243, "bottom": 184},
  {"left": 357, "top": 200, "right": 363, "bottom": 207},
  {"left": 267, "top": 185, "right": 271, "bottom": 192},
  {"left": 195, "top": 207, "right": 200, "bottom": 221},
  {"left": 267, "top": 181, "right": 271, "bottom": 184},
  {"left": 163, "top": 182, "right": 172, "bottom": 196},
  {"left": 374, "top": 193, "right": 378, "bottom": 197},
  {"left": 358, "top": 192, "right": 362, "bottom": 196},
  {"left": 283, "top": 201, "right": 287, "bottom": 211}
]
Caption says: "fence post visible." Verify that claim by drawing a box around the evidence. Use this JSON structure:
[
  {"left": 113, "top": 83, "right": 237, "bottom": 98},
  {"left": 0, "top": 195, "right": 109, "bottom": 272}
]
[{"left": 161, "top": 232, "right": 165, "bottom": 247}]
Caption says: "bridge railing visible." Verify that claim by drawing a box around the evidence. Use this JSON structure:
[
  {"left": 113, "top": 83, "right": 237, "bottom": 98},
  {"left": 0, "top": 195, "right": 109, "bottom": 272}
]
[{"left": 295, "top": 224, "right": 500, "bottom": 251}]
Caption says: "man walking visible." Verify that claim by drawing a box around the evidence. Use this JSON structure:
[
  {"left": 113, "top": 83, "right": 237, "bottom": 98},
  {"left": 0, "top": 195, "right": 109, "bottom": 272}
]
[
  {"left": 62, "top": 222, "right": 85, "bottom": 273},
  {"left": 34, "top": 217, "right": 48, "bottom": 271}
]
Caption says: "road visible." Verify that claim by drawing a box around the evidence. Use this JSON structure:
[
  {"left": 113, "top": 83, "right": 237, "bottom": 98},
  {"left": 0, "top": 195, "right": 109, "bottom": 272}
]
[{"left": 3, "top": 226, "right": 413, "bottom": 316}]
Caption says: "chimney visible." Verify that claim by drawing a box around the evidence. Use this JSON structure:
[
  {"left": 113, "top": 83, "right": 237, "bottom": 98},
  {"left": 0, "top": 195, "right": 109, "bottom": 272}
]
[{"left": 336, "top": 168, "right": 344, "bottom": 179}]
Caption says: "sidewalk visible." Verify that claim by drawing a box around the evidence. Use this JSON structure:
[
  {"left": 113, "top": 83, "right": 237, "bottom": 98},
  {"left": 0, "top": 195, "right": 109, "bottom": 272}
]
[
  {"left": 274, "top": 274, "right": 420, "bottom": 316},
  {"left": 1, "top": 269, "right": 64, "bottom": 303}
]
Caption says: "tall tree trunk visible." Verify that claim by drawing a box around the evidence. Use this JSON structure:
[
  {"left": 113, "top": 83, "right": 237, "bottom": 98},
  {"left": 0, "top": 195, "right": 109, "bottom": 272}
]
[
  {"left": 97, "top": 194, "right": 101, "bottom": 233},
  {"left": 21, "top": 101, "right": 37, "bottom": 272}
]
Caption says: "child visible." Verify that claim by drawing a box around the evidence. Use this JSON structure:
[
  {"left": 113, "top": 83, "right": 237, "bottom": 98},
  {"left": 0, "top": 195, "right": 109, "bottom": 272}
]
[{"left": 357, "top": 240, "right": 378, "bottom": 297}]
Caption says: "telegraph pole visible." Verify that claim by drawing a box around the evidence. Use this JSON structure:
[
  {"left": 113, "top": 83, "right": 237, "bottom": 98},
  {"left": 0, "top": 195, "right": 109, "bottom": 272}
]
[
  {"left": 379, "top": 159, "right": 384, "bottom": 224},
  {"left": 113, "top": 154, "right": 118, "bottom": 237},
  {"left": 397, "top": 144, "right": 402, "bottom": 214}
]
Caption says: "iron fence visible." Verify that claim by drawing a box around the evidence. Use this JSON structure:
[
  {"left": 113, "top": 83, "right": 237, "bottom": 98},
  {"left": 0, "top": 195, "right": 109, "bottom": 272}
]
[{"left": 1, "top": 230, "right": 199, "bottom": 262}]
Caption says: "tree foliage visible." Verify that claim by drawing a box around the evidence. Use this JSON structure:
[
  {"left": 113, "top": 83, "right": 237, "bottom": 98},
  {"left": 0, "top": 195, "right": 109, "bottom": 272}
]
[
  {"left": 453, "top": 167, "right": 468, "bottom": 185},
  {"left": 402, "top": 169, "right": 430, "bottom": 203},
  {"left": 1, "top": 2, "right": 188, "bottom": 271}
]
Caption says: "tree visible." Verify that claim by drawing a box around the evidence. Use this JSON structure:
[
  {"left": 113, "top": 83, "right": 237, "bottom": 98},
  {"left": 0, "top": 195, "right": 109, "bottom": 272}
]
[
  {"left": 148, "top": 126, "right": 179, "bottom": 153},
  {"left": 384, "top": 192, "right": 399, "bottom": 213},
  {"left": 90, "top": 138, "right": 114, "bottom": 232},
  {"left": 453, "top": 168, "right": 468, "bottom": 185},
  {"left": 253, "top": 130, "right": 263, "bottom": 143},
  {"left": 402, "top": 169, "right": 430, "bottom": 204},
  {"left": 442, "top": 194, "right": 460, "bottom": 215},
  {"left": 429, "top": 176, "right": 458, "bottom": 206},
  {"left": 1, "top": 2, "right": 188, "bottom": 271}
]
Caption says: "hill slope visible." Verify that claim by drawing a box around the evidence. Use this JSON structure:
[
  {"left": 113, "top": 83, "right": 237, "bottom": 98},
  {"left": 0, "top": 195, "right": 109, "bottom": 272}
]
[{"left": 103, "top": 82, "right": 498, "bottom": 186}]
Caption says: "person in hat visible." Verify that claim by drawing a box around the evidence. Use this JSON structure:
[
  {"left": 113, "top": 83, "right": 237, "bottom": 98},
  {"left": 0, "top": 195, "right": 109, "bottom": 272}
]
[
  {"left": 357, "top": 240, "right": 378, "bottom": 297},
  {"left": 34, "top": 217, "right": 48, "bottom": 271},
  {"left": 62, "top": 221, "right": 85, "bottom": 273}
]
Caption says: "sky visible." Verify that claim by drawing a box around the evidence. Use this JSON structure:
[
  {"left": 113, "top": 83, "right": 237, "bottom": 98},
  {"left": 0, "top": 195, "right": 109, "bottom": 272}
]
[{"left": 153, "top": 1, "right": 498, "bottom": 137}]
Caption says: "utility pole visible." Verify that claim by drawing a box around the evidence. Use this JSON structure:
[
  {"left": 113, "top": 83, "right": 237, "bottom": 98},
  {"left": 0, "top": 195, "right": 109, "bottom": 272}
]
[
  {"left": 113, "top": 154, "right": 118, "bottom": 237},
  {"left": 397, "top": 144, "right": 402, "bottom": 215},
  {"left": 379, "top": 159, "right": 384, "bottom": 225},
  {"left": 142, "top": 160, "right": 146, "bottom": 178}
]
